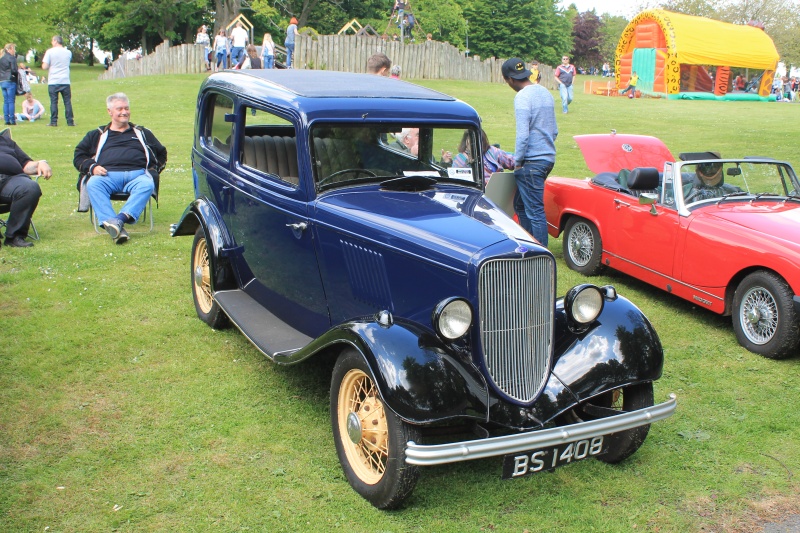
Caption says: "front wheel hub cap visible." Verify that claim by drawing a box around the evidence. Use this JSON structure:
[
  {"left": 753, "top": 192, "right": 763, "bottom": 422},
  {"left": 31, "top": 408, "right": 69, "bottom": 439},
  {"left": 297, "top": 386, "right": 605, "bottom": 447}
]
[
  {"left": 346, "top": 412, "right": 362, "bottom": 444},
  {"left": 194, "top": 266, "right": 205, "bottom": 286}
]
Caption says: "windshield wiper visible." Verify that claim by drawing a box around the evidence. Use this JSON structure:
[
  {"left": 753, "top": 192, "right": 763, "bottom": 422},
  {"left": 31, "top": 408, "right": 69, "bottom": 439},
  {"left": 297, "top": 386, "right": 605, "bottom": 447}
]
[{"left": 715, "top": 191, "right": 749, "bottom": 204}]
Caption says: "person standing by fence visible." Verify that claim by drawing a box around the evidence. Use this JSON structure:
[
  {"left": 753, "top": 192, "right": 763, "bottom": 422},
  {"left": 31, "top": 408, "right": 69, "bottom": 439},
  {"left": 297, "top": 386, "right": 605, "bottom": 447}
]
[
  {"left": 213, "top": 29, "right": 228, "bottom": 72},
  {"left": 196, "top": 26, "right": 211, "bottom": 71},
  {"left": 285, "top": 17, "right": 299, "bottom": 68},
  {"left": 230, "top": 22, "right": 248, "bottom": 66},
  {"left": 261, "top": 33, "right": 275, "bottom": 69}
]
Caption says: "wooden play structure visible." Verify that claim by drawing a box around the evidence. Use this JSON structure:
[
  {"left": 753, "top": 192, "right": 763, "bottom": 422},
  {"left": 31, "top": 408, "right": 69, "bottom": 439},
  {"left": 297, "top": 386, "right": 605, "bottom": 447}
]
[{"left": 615, "top": 10, "right": 779, "bottom": 100}]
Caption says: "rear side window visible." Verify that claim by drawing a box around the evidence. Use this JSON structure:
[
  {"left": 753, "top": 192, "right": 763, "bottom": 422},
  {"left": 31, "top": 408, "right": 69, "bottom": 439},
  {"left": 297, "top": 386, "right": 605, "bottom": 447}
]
[
  {"left": 203, "top": 93, "right": 234, "bottom": 157},
  {"left": 240, "top": 107, "right": 299, "bottom": 187}
]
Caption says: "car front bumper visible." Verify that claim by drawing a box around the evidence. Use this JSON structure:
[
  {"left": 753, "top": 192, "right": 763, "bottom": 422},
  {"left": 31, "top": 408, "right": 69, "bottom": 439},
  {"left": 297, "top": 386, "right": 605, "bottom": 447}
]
[{"left": 405, "top": 394, "right": 677, "bottom": 466}]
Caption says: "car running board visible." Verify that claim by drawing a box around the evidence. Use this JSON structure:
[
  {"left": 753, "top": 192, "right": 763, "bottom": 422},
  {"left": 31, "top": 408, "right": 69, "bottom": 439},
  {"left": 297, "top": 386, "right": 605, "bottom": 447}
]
[{"left": 214, "top": 289, "right": 313, "bottom": 361}]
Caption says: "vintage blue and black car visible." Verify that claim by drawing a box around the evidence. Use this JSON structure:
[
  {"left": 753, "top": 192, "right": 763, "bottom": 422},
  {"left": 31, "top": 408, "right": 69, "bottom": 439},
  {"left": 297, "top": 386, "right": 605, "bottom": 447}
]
[{"left": 172, "top": 70, "right": 676, "bottom": 509}]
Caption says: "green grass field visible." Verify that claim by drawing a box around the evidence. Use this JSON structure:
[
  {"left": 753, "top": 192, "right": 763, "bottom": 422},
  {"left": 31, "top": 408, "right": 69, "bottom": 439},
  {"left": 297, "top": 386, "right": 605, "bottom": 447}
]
[{"left": 2, "top": 65, "right": 800, "bottom": 532}]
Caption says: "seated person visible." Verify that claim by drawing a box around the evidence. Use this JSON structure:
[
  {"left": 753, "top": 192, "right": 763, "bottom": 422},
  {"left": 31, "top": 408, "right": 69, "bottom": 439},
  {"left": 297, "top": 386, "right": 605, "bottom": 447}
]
[
  {"left": 389, "top": 128, "right": 453, "bottom": 165},
  {"left": 0, "top": 132, "right": 52, "bottom": 247},
  {"left": 452, "top": 129, "right": 514, "bottom": 183},
  {"left": 15, "top": 92, "right": 44, "bottom": 122},
  {"left": 73, "top": 92, "right": 167, "bottom": 244},
  {"left": 684, "top": 161, "right": 742, "bottom": 203}
]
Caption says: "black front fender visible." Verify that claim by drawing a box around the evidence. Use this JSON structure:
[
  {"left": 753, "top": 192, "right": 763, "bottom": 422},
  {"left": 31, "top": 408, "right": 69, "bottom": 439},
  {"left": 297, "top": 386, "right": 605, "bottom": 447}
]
[
  {"left": 275, "top": 318, "right": 490, "bottom": 425},
  {"left": 173, "top": 198, "right": 238, "bottom": 292},
  {"left": 552, "top": 294, "right": 664, "bottom": 402}
]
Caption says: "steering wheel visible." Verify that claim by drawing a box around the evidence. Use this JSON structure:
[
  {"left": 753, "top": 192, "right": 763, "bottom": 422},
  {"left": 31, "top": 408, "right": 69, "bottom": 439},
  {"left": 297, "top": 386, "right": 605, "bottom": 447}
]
[{"left": 318, "top": 168, "right": 377, "bottom": 187}]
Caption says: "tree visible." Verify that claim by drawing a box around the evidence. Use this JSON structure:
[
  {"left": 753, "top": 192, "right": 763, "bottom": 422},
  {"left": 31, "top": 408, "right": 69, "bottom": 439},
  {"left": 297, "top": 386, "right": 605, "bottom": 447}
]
[
  {"left": 462, "top": 0, "right": 572, "bottom": 65},
  {"left": 599, "top": 14, "right": 629, "bottom": 64},
  {"left": 570, "top": 10, "right": 603, "bottom": 69},
  {"left": 0, "top": 0, "right": 60, "bottom": 54}
]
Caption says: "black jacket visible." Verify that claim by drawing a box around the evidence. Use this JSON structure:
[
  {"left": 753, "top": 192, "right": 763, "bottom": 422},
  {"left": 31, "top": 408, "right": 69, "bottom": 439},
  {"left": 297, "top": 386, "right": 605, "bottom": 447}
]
[
  {"left": 0, "top": 53, "right": 17, "bottom": 83},
  {"left": 73, "top": 123, "right": 167, "bottom": 183}
]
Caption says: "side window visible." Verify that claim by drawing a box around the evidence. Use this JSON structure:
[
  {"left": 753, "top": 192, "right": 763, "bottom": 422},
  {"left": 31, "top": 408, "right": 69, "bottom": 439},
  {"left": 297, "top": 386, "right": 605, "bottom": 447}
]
[
  {"left": 204, "top": 93, "right": 234, "bottom": 157},
  {"left": 241, "top": 107, "right": 299, "bottom": 187}
]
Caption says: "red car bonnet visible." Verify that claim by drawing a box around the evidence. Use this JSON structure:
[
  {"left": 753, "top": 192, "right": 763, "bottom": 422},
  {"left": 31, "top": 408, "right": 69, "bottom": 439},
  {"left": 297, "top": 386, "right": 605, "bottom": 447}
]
[{"left": 574, "top": 134, "right": 675, "bottom": 174}]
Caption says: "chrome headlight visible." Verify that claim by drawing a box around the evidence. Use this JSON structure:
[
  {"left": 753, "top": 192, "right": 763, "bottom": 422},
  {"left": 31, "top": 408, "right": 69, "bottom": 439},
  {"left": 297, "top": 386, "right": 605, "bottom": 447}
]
[
  {"left": 433, "top": 298, "right": 473, "bottom": 340},
  {"left": 565, "top": 284, "right": 604, "bottom": 325}
]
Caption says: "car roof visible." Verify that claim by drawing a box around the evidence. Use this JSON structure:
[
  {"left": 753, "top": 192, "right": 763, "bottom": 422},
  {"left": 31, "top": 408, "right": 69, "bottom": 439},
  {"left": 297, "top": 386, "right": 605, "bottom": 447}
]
[
  {"left": 213, "top": 69, "right": 456, "bottom": 101},
  {"left": 202, "top": 70, "right": 480, "bottom": 124}
]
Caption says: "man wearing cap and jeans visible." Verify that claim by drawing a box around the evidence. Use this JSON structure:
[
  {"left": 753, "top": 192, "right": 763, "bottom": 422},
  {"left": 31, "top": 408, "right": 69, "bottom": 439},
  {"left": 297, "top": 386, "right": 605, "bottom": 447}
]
[{"left": 501, "top": 57, "right": 557, "bottom": 246}]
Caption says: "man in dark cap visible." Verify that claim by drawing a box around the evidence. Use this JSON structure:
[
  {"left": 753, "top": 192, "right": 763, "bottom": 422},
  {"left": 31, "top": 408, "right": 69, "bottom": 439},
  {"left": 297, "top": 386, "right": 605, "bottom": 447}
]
[{"left": 501, "top": 57, "right": 557, "bottom": 246}]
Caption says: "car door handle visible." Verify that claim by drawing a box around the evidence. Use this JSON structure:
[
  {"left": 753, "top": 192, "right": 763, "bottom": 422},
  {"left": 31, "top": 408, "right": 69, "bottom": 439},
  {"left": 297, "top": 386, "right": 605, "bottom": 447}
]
[
  {"left": 614, "top": 199, "right": 631, "bottom": 209},
  {"left": 286, "top": 222, "right": 308, "bottom": 231}
]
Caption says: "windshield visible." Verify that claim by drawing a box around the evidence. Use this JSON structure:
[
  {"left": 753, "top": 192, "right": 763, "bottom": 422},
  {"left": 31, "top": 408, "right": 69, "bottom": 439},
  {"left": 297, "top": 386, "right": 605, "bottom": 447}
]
[
  {"left": 310, "top": 124, "right": 483, "bottom": 190},
  {"left": 677, "top": 160, "right": 800, "bottom": 206}
]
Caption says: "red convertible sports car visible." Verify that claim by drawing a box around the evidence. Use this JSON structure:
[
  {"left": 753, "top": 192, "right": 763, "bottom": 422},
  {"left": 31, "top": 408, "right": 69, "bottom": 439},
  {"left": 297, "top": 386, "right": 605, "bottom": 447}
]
[{"left": 545, "top": 133, "right": 800, "bottom": 360}]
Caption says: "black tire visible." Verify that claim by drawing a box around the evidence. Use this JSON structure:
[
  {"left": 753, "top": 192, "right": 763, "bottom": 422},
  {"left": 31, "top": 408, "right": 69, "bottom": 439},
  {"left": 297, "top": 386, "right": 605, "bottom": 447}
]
[
  {"left": 330, "top": 349, "right": 420, "bottom": 509},
  {"left": 191, "top": 227, "right": 229, "bottom": 329},
  {"left": 562, "top": 217, "right": 604, "bottom": 276},
  {"left": 564, "top": 383, "right": 654, "bottom": 464},
  {"left": 732, "top": 271, "right": 800, "bottom": 359}
]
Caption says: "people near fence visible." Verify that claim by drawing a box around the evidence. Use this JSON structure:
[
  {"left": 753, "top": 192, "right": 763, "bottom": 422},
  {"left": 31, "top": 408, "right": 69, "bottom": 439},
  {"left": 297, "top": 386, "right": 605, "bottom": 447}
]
[
  {"left": 230, "top": 22, "right": 248, "bottom": 66},
  {"left": 0, "top": 43, "right": 19, "bottom": 126},
  {"left": 501, "top": 57, "right": 557, "bottom": 246},
  {"left": 0, "top": 131, "right": 52, "bottom": 248},
  {"left": 620, "top": 71, "right": 638, "bottom": 98},
  {"left": 366, "top": 53, "right": 391, "bottom": 76},
  {"left": 452, "top": 129, "right": 515, "bottom": 184},
  {"left": 213, "top": 29, "right": 228, "bottom": 71},
  {"left": 555, "top": 54, "right": 576, "bottom": 114},
  {"left": 529, "top": 60, "right": 540, "bottom": 83},
  {"left": 42, "top": 35, "right": 75, "bottom": 127},
  {"left": 602, "top": 62, "right": 610, "bottom": 77},
  {"left": 390, "top": 64, "right": 402, "bottom": 79},
  {"left": 73, "top": 93, "right": 167, "bottom": 244},
  {"left": 196, "top": 25, "right": 211, "bottom": 71},
  {"left": 426, "top": 33, "right": 433, "bottom": 41},
  {"left": 285, "top": 17, "right": 299, "bottom": 68},
  {"left": 15, "top": 92, "right": 44, "bottom": 122},
  {"left": 237, "top": 45, "right": 261, "bottom": 69},
  {"left": 261, "top": 33, "right": 275, "bottom": 69}
]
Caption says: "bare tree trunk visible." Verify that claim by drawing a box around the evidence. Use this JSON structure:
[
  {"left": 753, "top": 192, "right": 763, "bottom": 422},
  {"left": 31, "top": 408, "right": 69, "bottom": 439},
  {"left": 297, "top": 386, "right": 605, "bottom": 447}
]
[
  {"left": 141, "top": 27, "right": 148, "bottom": 55},
  {"left": 214, "top": 0, "right": 242, "bottom": 33}
]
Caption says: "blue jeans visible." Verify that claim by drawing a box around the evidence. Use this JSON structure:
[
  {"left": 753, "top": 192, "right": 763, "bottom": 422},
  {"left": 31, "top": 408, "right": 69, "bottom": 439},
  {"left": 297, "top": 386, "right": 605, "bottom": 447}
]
[
  {"left": 48, "top": 84, "right": 74, "bottom": 125},
  {"left": 1, "top": 80, "right": 16, "bottom": 123},
  {"left": 285, "top": 42, "right": 295, "bottom": 67},
  {"left": 558, "top": 84, "right": 573, "bottom": 113},
  {"left": 87, "top": 169, "right": 153, "bottom": 225},
  {"left": 513, "top": 160, "right": 554, "bottom": 246},
  {"left": 16, "top": 103, "right": 43, "bottom": 122},
  {"left": 215, "top": 50, "right": 227, "bottom": 68},
  {"left": 230, "top": 46, "right": 244, "bottom": 66},
  {"left": 263, "top": 55, "right": 274, "bottom": 69}
]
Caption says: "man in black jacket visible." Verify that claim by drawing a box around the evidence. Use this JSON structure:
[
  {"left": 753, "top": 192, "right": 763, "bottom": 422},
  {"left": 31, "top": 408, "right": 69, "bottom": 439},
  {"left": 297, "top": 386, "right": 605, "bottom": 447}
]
[
  {"left": 73, "top": 93, "right": 167, "bottom": 244},
  {"left": 0, "top": 131, "right": 52, "bottom": 247}
]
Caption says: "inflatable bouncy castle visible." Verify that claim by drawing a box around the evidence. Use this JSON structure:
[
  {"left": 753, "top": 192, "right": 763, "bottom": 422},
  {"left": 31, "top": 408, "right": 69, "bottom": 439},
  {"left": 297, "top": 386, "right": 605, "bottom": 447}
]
[{"left": 616, "top": 10, "right": 779, "bottom": 100}]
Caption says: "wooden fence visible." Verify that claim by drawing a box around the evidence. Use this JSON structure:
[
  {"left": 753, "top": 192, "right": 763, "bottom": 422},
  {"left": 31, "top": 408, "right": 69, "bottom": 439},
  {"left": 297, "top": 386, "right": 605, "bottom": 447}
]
[
  {"left": 98, "top": 41, "right": 207, "bottom": 80},
  {"left": 293, "top": 34, "right": 556, "bottom": 89},
  {"left": 97, "top": 36, "right": 555, "bottom": 89}
]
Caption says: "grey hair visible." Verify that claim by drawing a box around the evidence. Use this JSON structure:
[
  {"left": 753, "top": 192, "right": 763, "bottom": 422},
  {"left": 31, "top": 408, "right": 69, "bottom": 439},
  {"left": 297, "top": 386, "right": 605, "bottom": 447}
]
[
  {"left": 106, "top": 92, "right": 129, "bottom": 109},
  {"left": 52, "top": 35, "right": 64, "bottom": 45},
  {"left": 390, "top": 64, "right": 402, "bottom": 76}
]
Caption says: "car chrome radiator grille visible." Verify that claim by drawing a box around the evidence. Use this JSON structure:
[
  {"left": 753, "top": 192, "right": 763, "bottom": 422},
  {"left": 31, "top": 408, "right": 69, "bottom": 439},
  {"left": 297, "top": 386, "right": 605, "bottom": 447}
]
[{"left": 478, "top": 255, "right": 555, "bottom": 403}]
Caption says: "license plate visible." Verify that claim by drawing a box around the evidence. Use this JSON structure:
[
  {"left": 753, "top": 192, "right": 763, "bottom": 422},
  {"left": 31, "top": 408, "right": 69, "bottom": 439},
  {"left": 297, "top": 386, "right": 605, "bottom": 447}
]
[{"left": 501, "top": 436, "right": 606, "bottom": 479}]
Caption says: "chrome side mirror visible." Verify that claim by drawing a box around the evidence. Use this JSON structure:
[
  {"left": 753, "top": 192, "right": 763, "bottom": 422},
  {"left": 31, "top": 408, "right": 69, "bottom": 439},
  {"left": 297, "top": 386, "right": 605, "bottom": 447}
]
[{"left": 639, "top": 193, "right": 658, "bottom": 215}]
